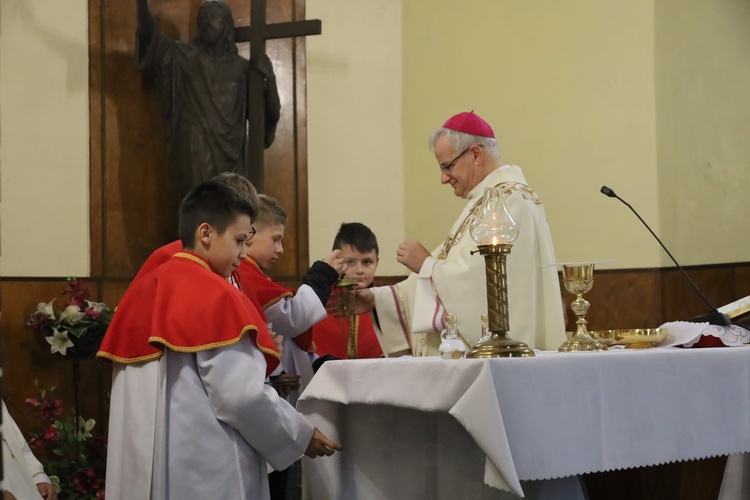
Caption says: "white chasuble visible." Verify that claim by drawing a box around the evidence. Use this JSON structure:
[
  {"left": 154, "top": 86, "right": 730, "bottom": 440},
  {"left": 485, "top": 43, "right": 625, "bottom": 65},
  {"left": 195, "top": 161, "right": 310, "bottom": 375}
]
[
  {"left": 372, "top": 165, "right": 565, "bottom": 356},
  {"left": 2, "top": 401, "right": 51, "bottom": 499}
]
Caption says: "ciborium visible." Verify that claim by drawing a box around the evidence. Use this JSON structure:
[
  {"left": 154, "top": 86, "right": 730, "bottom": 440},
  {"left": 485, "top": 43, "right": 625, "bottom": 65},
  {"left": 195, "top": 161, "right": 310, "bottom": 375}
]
[
  {"left": 558, "top": 263, "right": 606, "bottom": 352},
  {"left": 467, "top": 187, "right": 534, "bottom": 358}
]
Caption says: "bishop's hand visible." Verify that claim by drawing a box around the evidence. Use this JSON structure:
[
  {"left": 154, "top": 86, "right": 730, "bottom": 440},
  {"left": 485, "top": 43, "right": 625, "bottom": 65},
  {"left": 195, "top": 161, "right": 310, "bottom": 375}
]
[{"left": 396, "top": 239, "right": 431, "bottom": 273}]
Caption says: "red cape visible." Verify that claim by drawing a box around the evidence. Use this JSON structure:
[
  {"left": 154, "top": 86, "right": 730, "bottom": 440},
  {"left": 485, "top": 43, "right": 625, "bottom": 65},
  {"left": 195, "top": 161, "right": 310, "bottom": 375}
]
[
  {"left": 135, "top": 240, "right": 269, "bottom": 322},
  {"left": 98, "top": 251, "right": 281, "bottom": 377},
  {"left": 235, "top": 257, "right": 315, "bottom": 353},
  {"left": 312, "top": 289, "right": 383, "bottom": 359}
]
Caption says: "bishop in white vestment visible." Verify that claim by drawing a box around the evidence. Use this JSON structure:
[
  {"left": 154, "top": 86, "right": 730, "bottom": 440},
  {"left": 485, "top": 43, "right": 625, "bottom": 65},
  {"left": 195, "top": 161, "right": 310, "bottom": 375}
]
[{"left": 369, "top": 112, "right": 566, "bottom": 356}]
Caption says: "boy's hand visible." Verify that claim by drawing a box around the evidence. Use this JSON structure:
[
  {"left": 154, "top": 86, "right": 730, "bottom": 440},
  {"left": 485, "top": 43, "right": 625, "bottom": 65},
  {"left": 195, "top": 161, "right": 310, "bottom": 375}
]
[
  {"left": 323, "top": 249, "right": 348, "bottom": 275},
  {"left": 272, "top": 334, "right": 284, "bottom": 356},
  {"left": 37, "top": 483, "right": 57, "bottom": 500},
  {"left": 270, "top": 373, "right": 301, "bottom": 398},
  {"left": 305, "top": 428, "right": 343, "bottom": 458}
]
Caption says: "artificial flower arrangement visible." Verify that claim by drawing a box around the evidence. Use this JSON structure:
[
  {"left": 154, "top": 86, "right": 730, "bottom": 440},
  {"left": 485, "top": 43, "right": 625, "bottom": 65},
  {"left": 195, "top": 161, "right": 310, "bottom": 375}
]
[
  {"left": 25, "top": 382, "right": 106, "bottom": 499},
  {"left": 26, "top": 279, "right": 114, "bottom": 358}
]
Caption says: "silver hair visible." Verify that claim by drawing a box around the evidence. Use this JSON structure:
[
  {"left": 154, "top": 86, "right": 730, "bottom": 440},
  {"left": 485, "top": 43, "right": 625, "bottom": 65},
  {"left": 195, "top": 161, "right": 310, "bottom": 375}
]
[{"left": 428, "top": 128, "right": 501, "bottom": 163}]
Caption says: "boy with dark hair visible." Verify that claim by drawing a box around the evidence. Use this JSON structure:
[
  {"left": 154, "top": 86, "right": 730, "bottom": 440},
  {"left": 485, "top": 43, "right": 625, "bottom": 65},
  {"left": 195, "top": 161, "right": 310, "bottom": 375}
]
[
  {"left": 237, "top": 194, "right": 348, "bottom": 406},
  {"left": 312, "top": 222, "right": 384, "bottom": 363},
  {"left": 98, "top": 180, "right": 341, "bottom": 500}
]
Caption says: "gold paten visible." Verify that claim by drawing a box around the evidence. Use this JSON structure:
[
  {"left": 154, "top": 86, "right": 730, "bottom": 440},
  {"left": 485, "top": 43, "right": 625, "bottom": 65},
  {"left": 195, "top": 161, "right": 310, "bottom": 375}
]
[
  {"left": 558, "top": 263, "right": 607, "bottom": 352},
  {"left": 467, "top": 244, "right": 535, "bottom": 358},
  {"left": 603, "top": 328, "right": 667, "bottom": 349}
]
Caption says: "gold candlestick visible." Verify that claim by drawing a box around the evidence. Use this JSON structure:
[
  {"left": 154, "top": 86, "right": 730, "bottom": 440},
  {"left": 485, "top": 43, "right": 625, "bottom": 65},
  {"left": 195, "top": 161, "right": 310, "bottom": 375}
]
[
  {"left": 467, "top": 243, "right": 535, "bottom": 358},
  {"left": 557, "top": 263, "right": 606, "bottom": 352},
  {"left": 466, "top": 186, "right": 535, "bottom": 358}
]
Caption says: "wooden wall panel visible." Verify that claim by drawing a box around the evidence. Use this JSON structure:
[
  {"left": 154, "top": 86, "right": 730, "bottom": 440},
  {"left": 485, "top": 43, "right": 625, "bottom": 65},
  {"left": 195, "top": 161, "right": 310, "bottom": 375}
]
[
  {"left": 575, "top": 269, "right": 663, "bottom": 332},
  {"left": 0, "top": 281, "right": 110, "bottom": 433},
  {"left": 91, "top": 0, "right": 310, "bottom": 281}
]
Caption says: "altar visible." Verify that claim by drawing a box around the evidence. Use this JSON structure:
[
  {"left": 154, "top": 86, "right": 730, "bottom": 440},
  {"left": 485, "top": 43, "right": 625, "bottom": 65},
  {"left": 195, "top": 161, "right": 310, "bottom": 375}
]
[{"left": 297, "top": 347, "right": 750, "bottom": 499}]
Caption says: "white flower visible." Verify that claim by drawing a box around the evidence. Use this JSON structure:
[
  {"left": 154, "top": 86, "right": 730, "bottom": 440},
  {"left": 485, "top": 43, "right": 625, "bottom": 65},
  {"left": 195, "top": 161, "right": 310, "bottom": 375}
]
[
  {"left": 78, "top": 416, "right": 96, "bottom": 438},
  {"left": 60, "top": 304, "right": 85, "bottom": 323},
  {"left": 48, "top": 476, "right": 61, "bottom": 494},
  {"left": 85, "top": 300, "right": 108, "bottom": 313},
  {"left": 36, "top": 299, "right": 56, "bottom": 319},
  {"left": 46, "top": 328, "right": 74, "bottom": 356}
]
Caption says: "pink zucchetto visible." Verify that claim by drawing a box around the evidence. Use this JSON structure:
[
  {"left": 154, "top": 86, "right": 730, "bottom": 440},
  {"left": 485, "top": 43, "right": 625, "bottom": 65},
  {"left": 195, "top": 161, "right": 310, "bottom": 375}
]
[{"left": 442, "top": 111, "right": 495, "bottom": 138}]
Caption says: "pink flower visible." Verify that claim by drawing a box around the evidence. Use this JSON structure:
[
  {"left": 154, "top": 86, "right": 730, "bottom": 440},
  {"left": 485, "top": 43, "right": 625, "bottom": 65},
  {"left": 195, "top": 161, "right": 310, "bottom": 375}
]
[
  {"left": 25, "top": 398, "right": 40, "bottom": 408},
  {"left": 85, "top": 436, "right": 107, "bottom": 458},
  {"left": 73, "top": 468, "right": 103, "bottom": 494},
  {"left": 39, "top": 399, "right": 63, "bottom": 422},
  {"left": 28, "top": 436, "right": 44, "bottom": 449},
  {"left": 84, "top": 307, "right": 101, "bottom": 320},
  {"left": 64, "top": 279, "right": 90, "bottom": 308},
  {"left": 43, "top": 424, "right": 60, "bottom": 442},
  {"left": 96, "top": 490, "right": 105, "bottom": 500}
]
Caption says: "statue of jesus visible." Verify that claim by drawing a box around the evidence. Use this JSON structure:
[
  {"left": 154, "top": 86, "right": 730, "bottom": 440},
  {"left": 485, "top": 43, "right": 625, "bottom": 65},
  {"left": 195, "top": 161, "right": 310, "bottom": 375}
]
[{"left": 136, "top": 0, "right": 281, "bottom": 201}]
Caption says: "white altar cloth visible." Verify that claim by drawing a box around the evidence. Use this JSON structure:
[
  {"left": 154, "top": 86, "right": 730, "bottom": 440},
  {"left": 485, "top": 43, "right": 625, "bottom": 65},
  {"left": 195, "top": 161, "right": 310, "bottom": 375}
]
[{"left": 298, "top": 347, "right": 750, "bottom": 499}]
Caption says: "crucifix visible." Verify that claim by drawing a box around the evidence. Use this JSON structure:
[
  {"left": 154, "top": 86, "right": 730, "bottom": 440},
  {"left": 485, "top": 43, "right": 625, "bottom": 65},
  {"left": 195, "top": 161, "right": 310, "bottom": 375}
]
[{"left": 235, "top": 0, "right": 322, "bottom": 191}]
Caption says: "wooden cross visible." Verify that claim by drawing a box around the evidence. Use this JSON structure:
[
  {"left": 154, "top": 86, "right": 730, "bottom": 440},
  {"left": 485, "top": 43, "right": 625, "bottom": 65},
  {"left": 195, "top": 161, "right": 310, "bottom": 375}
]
[{"left": 235, "top": 0, "right": 322, "bottom": 191}]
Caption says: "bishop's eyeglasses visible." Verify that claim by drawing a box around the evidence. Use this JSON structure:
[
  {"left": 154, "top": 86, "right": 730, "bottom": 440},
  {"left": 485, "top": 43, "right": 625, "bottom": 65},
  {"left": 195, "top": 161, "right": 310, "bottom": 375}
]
[{"left": 439, "top": 146, "right": 471, "bottom": 172}]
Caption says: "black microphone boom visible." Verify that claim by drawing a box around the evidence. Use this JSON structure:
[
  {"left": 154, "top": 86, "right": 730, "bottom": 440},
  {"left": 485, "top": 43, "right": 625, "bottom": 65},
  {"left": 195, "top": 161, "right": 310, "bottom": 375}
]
[{"left": 600, "top": 185, "right": 731, "bottom": 326}]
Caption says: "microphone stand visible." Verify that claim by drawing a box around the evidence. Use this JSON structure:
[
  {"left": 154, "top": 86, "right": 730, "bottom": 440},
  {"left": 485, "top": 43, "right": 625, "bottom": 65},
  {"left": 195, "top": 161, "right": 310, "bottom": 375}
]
[{"left": 600, "top": 186, "right": 731, "bottom": 326}]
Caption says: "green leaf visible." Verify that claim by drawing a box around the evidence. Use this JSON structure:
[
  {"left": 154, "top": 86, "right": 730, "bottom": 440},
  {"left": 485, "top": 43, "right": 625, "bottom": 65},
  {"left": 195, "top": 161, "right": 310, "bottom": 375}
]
[{"left": 52, "top": 448, "right": 64, "bottom": 456}]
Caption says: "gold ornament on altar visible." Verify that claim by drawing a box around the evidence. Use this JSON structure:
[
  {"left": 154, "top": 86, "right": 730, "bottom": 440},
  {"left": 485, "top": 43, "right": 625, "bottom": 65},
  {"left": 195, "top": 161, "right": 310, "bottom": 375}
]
[
  {"left": 467, "top": 187, "right": 534, "bottom": 358},
  {"left": 333, "top": 274, "right": 359, "bottom": 359},
  {"left": 557, "top": 263, "right": 607, "bottom": 352}
]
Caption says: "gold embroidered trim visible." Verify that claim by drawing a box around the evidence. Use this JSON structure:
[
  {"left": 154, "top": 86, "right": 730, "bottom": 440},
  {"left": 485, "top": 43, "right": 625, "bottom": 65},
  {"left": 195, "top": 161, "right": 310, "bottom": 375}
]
[
  {"left": 173, "top": 252, "right": 211, "bottom": 270},
  {"left": 496, "top": 181, "right": 541, "bottom": 205},
  {"left": 263, "top": 292, "right": 294, "bottom": 310},
  {"left": 3, "top": 437, "right": 16, "bottom": 460},
  {"left": 437, "top": 181, "right": 540, "bottom": 260},
  {"left": 96, "top": 350, "right": 163, "bottom": 364},
  {"left": 150, "top": 324, "right": 257, "bottom": 352},
  {"left": 32, "top": 472, "right": 46, "bottom": 478}
]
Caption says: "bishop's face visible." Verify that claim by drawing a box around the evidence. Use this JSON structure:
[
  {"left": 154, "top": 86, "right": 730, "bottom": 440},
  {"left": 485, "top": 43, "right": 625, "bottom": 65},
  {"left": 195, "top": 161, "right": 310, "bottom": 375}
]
[
  {"left": 198, "top": 2, "right": 229, "bottom": 45},
  {"left": 434, "top": 135, "right": 481, "bottom": 199}
]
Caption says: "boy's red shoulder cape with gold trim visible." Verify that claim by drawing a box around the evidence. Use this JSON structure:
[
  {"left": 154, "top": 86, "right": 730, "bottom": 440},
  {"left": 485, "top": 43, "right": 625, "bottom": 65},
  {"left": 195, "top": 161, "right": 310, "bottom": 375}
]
[
  {"left": 134, "top": 240, "right": 270, "bottom": 323},
  {"left": 235, "top": 257, "right": 315, "bottom": 353},
  {"left": 97, "top": 251, "right": 281, "bottom": 377}
]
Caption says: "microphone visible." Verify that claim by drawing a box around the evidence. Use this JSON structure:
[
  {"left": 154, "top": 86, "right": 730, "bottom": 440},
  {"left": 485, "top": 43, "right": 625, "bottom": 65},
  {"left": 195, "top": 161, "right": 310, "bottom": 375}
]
[{"left": 600, "top": 185, "right": 731, "bottom": 326}]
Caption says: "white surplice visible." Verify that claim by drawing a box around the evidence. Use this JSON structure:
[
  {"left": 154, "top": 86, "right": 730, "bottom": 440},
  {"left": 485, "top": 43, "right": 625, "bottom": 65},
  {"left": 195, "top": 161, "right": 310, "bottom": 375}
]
[
  {"left": 2, "top": 401, "right": 51, "bottom": 499},
  {"left": 104, "top": 336, "right": 315, "bottom": 500},
  {"left": 265, "top": 284, "right": 327, "bottom": 407},
  {"left": 372, "top": 165, "right": 565, "bottom": 356}
]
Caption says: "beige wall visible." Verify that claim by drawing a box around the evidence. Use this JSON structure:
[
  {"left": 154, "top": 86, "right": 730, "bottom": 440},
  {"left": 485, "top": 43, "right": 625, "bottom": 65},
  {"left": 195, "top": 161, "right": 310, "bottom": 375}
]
[
  {"left": 2, "top": 0, "right": 748, "bottom": 278},
  {"left": 402, "top": 0, "right": 662, "bottom": 269},
  {"left": 307, "top": 0, "right": 405, "bottom": 275},
  {"left": 0, "top": 0, "right": 90, "bottom": 277},
  {"left": 655, "top": 0, "right": 750, "bottom": 266}
]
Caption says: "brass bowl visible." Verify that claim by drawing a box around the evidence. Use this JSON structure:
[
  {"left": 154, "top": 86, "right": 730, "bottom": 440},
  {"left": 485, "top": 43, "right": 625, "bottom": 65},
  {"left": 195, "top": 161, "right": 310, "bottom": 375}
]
[{"left": 604, "top": 328, "right": 667, "bottom": 349}]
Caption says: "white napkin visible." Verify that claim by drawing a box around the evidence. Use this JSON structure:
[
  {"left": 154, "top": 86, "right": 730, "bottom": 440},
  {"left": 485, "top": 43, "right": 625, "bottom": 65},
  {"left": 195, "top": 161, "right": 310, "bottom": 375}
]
[
  {"left": 658, "top": 321, "right": 750, "bottom": 347},
  {"left": 658, "top": 321, "right": 709, "bottom": 347}
]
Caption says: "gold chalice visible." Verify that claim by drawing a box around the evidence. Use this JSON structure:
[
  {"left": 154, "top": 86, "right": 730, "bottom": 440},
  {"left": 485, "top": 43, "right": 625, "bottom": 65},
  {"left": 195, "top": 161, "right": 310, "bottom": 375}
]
[{"left": 558, "top": 263, "right": 607, "bottom": 352}]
